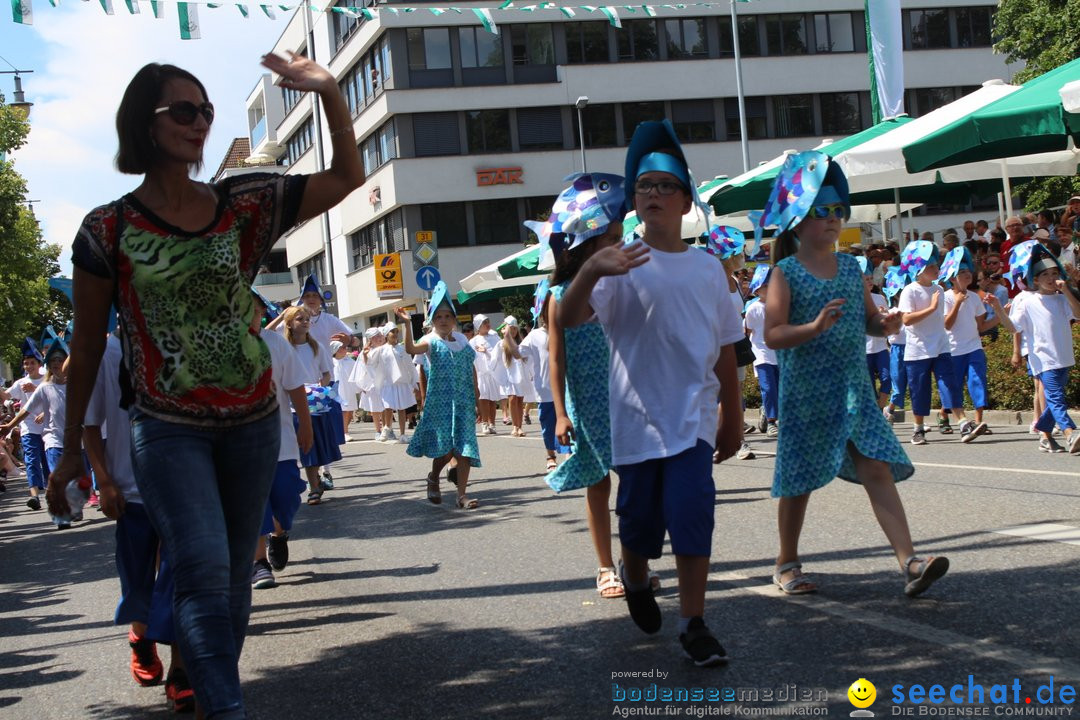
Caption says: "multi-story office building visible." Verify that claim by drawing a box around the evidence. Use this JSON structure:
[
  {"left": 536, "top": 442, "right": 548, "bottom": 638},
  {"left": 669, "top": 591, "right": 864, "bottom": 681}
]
[{"left": 242, "top": 0, "right": 1010, "bottom": 329}]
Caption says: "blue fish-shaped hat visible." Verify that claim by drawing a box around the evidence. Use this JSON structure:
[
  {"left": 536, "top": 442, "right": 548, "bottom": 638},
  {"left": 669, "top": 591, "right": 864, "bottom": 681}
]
[
  {"left": 898, "top": 240, "right": 940, "bottom": 282},
  {"left": 705, "top": 225, "right": 746, "bottom": 260},
  {"left": 748, "top": 264, "right": 772, "bottom": 295},
  {"left": 937, "top": 247, "right": 975, "bottom": 288},
  {"left": 883, "top": 265, "right": 908, "bottom": 300},
  {"left": 531, "top": 279, "right": 551, "bottom": 323},
  {"left": 526, "top": 173, "right": 627, "bottom": 268},
  {"left": 1009, "top": 240, "right": 1065, "bottom": 290},
  {"left": 760, "top": 151, "right": 850, "bottom": 234}
]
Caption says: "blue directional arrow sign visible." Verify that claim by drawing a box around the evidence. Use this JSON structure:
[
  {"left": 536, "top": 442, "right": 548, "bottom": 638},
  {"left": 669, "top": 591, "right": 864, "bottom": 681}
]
[{"left": 415, "top": 266, "right": 442, "bottom": 292}]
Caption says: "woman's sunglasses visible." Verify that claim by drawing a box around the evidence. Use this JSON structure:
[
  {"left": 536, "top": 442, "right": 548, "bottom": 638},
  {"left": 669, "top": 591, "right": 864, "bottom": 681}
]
[
  {"left": 154, "top": 101, "right": 215, "bottom": 126},
  {"left": 808, "top": 204, "right": 846, "bottom": 220}
]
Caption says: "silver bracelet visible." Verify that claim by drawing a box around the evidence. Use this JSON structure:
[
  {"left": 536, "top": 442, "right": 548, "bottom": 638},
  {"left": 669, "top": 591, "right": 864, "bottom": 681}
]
[{"left": 328, "top": 126, "right": 353, "bottom": 138}]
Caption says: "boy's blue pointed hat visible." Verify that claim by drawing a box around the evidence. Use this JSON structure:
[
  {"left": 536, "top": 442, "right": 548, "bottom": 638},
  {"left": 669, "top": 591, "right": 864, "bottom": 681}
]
[
  {"left": 624, "top": 119, "right": 709, "bottom": 219},
  {"left": 21, "top": 337, "right": 43, "bottom": 363},
  {"left": 40, "top": 326, "right": 69, "bottom": 360},
  {"left": 298, "top": 274, "right": 326, "bottom": 308}
]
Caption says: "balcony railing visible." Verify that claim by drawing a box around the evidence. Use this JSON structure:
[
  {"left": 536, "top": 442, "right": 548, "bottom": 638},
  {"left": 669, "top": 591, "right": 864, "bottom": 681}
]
[
  {"left": 250, "top": 115, "right": 267, "bottom": 148},
  {"left": 253, "top": 271, "right": 293, "bottom": 287}
]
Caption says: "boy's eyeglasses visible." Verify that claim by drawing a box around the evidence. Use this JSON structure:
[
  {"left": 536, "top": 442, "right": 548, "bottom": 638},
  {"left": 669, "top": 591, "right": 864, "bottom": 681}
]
[
  {"left": 154, "top": 101, "right": 215, "bottom": 126},
  {"left": 808, "top": 204, "right": 846, "bottom": 220},
  {"left": 634, "top": 179, "right": 685, "bottom": 196}
]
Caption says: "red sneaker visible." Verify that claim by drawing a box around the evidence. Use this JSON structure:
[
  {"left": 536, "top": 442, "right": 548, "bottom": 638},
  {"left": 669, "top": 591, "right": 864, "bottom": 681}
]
[
  {"left": 165, "top": 667, "right": 196, "bottom": 713},
  {"left": 128, "top": 629, "right": 163, "bottom": 687},
  {"left": 88, "top": 491, "right": 100, "bottom": 508}
]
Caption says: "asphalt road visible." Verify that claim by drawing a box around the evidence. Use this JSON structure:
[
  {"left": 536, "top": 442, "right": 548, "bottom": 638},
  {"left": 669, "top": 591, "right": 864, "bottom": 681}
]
[{"left": 1, "top": 417, "right": 1079, "bottom": 719}]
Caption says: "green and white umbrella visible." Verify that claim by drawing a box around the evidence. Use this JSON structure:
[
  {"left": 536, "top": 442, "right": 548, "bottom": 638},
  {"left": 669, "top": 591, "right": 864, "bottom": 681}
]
[{"left": 903, "top": 57, "right": 1080, "bottom": 173}]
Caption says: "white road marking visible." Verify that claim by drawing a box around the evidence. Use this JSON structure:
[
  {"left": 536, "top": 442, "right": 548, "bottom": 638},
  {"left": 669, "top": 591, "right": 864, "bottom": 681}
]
[
  {"left": 912, "top": 461, "right": 1077, "bottom": 478},
  {"left": 991, "top": 523, "right": 1080, "bottom": 547}
]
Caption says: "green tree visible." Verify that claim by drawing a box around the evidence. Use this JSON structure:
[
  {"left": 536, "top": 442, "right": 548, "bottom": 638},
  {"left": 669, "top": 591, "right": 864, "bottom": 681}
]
[
  {"left": 0, "top": 104, "right": 63, "bottom": 370},
  {"left": 993, "top": 0, "right": 1080, "bottom": 209}
]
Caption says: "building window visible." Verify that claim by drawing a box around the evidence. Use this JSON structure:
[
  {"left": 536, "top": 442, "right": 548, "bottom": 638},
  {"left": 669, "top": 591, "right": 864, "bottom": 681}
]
[
  {"left": 907, "top": 9, "right": 950, "bottom": 50},
  {"left": 572, "top": 103, "right": 618, "bottom": 149},
  {"left": 284, "top": 117, "right": 314, "bottom": 165},
  {"left": 773, "top": 94, "right": 814, "bottom": 138},
  {"left": 566, "top": 21, "right": 609, "bottom": 63},
  {"left": 466, "top": 110, "right": 511, "bottom": 154},
  {"left": 421, "top": 202, "right": 469, "bottom": 248},
  {"left": 511, "top": 23, "right": 555, "bottom": 65},
  {"left": 379, "top": 37, "right": 392, "bottom": 83},
  {"left": 473, "top": 199, "right": 520, "bottom": 246},
  {"left": 820, "top": 92, "right": 862, "bottom": 135},
  {"left": 349, "top": 229, "right": 375, "bottom": 271},
  {"left": 360, "top": 120, "right": 397, "bottom": 176},
  {"left": 517, "top": 107, "right": 563, "bottom": 151},
  {"left": 339, "top": 62, "right": 364, "bottom": 117},
  {"left": 622, "top": 101, "right": 665, "bottom": 142},
  {"left": 408, "top": 28, "right": 452, "bottom": 69},
  {"left": 461, "top": 27, "right": 504, "bottom": 68},
  {"left": 719, "top": 15, "right": 760, "bottom": 57},
  {"left": 665, "top": 18, "right": 708, "bottom": 59},
  {"left": 414, "top": 112, "right": 461, "bottom": 156},
  {"left": 671, "top": 100, "right": 715, "bottom": 143},
  {"left": 348, "top": 211, "right": 405, "bottom": 272},
  {"left": 297, "top": 253, "right": 325, "bottom": 285},
  {"left": 813, "top": 13, "right": 854, "bottom": 53},
  {"left": 281, "top": 48, "right": 308, "bottom": 115},
  {"left": 956, "top": 7, "right": 993, "bottom": 48},
  {"left": 725, "top": 97, "right": 767, "bottom": 140},
  {"left": 617, "top": 20, "right": 659, "bottom": 61},
  {"left": 764, "top": 14, "right": 808, "bottom": 55},
  {"left": 331, "top": 0, "right": 363, "bottom": 53}
]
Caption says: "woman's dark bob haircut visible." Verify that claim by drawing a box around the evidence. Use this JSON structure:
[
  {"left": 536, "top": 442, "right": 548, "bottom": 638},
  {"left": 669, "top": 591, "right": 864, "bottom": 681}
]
[{"left": 115, "top": 63, "right": 208, "bottom": 175}]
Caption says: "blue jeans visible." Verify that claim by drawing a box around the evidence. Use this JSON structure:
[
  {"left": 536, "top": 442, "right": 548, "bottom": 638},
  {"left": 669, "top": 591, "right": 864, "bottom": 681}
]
[
  {"left": 1035, "top": 367, "right": 1076, "bottom": 433},
  {"left": 889, "top": 344, "right": 908, "bottom": 408},
  {"left": 755, "top": 363, "right": 779, "bottom": 421},
  {"left": 130, "top": 409, "right": 279, "bottom": 720}
]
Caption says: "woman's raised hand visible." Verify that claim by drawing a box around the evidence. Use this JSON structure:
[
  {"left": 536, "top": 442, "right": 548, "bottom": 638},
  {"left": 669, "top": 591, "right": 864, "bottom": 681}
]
[{"left": 261, "top": 51, "right": 335, "bottom": 94}]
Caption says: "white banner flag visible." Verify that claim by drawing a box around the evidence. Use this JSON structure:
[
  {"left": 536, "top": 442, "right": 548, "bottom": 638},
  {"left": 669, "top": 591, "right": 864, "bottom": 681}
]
[{"left": 865, "top": 0, "right": 904, "bottom": 122}]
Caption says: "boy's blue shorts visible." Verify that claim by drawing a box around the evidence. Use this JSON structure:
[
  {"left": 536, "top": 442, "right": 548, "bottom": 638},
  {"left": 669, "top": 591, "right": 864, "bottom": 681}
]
[
  {"left": 261, "top": 460, "right": 306, "bottom": 536},
  {"left": 614, "top": 439, "right": 715, "bottom": 559}
]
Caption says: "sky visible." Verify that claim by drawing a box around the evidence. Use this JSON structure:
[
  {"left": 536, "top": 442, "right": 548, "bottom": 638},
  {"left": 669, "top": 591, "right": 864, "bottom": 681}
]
[{"left": 1, "top": 3, "right": 291, "bottom": 275}]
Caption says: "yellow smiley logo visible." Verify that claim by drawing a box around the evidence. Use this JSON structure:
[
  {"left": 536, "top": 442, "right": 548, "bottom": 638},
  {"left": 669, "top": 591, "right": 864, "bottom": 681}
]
[{"left": 848, "top": 678, "right": 876, "bottom": 709}]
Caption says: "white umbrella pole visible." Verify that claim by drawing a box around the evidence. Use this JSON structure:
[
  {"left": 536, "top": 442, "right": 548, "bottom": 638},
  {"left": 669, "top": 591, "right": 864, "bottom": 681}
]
[
  {"left": 1000, "top": 160, "right": 1015, "bottom": 218},
  {"left": 893, "top": 188, "right": 904, "bottom": 243},
  {"left": 997, "top": 192, "right": 1006, "bottom": 228}
]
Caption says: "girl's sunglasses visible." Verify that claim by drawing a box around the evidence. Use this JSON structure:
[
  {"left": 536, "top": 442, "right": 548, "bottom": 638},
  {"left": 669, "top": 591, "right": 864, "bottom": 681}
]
[
  {"left": 808, "top": 204, "right": 846, "bottom": 220},
  {"left": 154, "top": 101, "right": 215, "bottom": 126}
]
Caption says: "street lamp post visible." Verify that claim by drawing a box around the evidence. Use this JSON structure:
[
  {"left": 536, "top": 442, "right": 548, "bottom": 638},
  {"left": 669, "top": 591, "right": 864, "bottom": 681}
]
[
  {"left": 730, "top": 1, "right": 750, "bottom": 173},
  {"left": 575, "top": 95, "right": 589, "bottom": 174},
  {"left": 0, "top": 70, "right": 34, "bottom": 119}
]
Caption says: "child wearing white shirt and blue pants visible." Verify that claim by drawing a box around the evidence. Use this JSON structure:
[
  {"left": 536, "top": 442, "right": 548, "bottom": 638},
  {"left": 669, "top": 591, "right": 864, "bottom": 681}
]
[
  {"left": 744, "top": 266, "right": 779, "bottom": 434},
  {"left": 1000, "top": 242, "right": 1080, "bottom": 454},
  {"left": 897, "top": 241, "right": 986, "bottom": 446},
  {"left": 559, "top": 121, "right": 743, "bottom": 667}
]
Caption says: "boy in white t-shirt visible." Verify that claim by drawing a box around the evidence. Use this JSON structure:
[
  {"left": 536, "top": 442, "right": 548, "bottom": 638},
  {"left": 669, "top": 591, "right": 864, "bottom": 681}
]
[
  {"left": 1000, "top": 244, "right": 1080, "bottom": 453},
  {"left": 938, "top": 249, "right": 1004, "bottom": 432},
  {"left": 743, "top": 265, "right": 779, "bottom": 435},
  {"left": 7, "top": 340, "right": 48, "bottom": 509},
  {"left": 559, "top": 120, "right": 743, "bottom": 667},
  {"left": 897, "top": 241, "right": 987, "bottom": 446}
]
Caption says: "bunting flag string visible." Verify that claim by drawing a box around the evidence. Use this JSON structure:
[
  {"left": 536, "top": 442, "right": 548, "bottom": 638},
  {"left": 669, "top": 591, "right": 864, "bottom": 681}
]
[{"left": 8, "top": 1, "right": 759, "bottom": 39}]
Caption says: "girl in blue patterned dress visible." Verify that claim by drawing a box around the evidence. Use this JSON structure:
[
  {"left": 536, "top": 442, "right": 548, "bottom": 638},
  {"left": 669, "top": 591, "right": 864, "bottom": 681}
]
[
  {"left": 760, "top": 151, "right": 949, "bottom": 599},
  {"left": 530, "top": 173, "right": 659, "bottom": 600},
  {"left": 396, "top": 284, "right": 482, "bottom": 510}
]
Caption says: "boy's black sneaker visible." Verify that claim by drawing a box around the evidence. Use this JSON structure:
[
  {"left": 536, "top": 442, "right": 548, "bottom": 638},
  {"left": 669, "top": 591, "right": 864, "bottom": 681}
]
[
  {"left": 267, "top": 533, "right": 289, "bottom": 571},
  {"left": 679, "top": 617, "right": 728, "bottom": 667},
  {"left": 26, "top": 496, "right": 41, "bottom": 511},
  {"left": 623, "top": 584, "right": 662, "bottom": 634}
]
